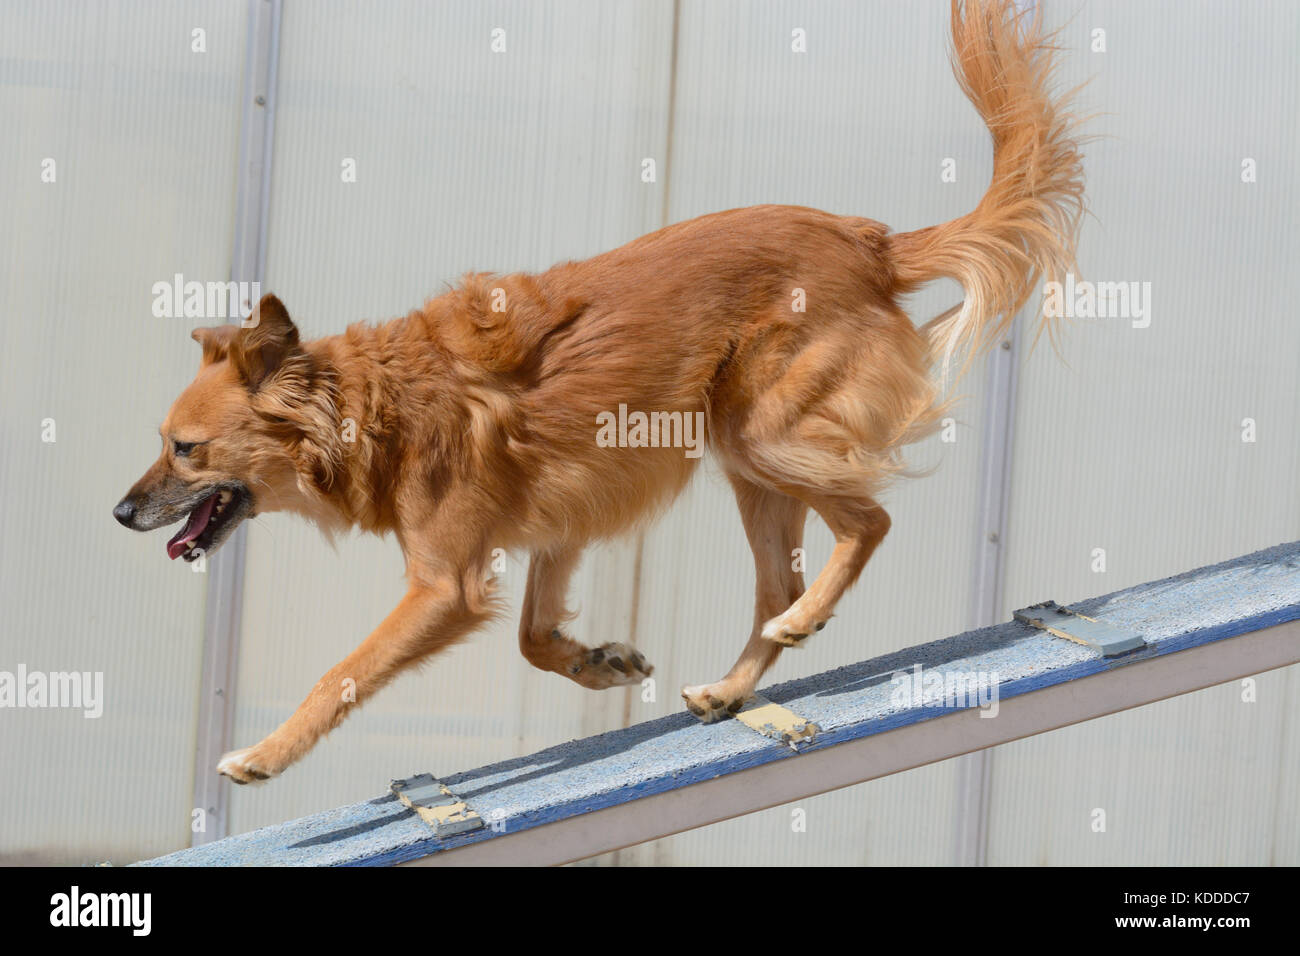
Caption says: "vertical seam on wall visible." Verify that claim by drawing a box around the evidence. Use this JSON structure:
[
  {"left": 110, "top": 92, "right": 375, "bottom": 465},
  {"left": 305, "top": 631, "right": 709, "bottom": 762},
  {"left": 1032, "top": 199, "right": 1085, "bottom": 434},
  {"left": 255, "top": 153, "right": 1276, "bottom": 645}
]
[
  {"left": 951, "top": 0, "right": 1039, "bottom": 871},
  {"left": 954, "top": 311, "right": 1023, "bottom": 865},
  {"left": 659, "top": 0, "right": 681, "bottom": 229},
  {"left": 191, "top": 0, "right": 282, "bottom": 847},
  {"left": 620, "top": 536, "right": 646, "bottom": 731},
  {"left": 612, "top": 0, "right": 679, "bottom": 867},
  {"left": 622, "top": 0, "right": 680, "bottom": 731},
  {"left": 622, "top": 0, "right": 680, "bottom": 726}
]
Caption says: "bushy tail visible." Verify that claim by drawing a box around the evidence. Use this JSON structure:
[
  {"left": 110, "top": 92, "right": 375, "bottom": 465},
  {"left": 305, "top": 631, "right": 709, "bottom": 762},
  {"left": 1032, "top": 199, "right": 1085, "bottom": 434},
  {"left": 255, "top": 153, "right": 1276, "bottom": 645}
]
[{"left": 890, "top": 0, "right": 1086, "bottom": 379}]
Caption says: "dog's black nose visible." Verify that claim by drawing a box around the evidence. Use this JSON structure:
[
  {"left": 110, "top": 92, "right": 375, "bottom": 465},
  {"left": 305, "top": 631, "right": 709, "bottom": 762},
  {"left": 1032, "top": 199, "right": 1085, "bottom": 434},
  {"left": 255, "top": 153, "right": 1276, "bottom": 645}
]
[{"left": 113, "top": 498, "right": 137, "bottom": 527}]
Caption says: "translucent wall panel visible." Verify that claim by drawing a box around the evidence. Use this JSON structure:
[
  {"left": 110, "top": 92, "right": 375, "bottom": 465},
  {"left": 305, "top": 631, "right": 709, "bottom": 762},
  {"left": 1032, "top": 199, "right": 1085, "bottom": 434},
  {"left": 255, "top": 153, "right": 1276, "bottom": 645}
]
[
  {"left": 229, "top": 0, "right": 676, "bottom": 832},
  {"left": 988, "top": 0, "right": 1300, "bottom": 865},
  {"left": 608, "top": 0, "right": 993, "bottom": 865},
  {"left": 0, "top": 0, "right": 245, "bottom": 863},
  {"left": 7, "top": 0, "right": 1292, "bottom": 868}
]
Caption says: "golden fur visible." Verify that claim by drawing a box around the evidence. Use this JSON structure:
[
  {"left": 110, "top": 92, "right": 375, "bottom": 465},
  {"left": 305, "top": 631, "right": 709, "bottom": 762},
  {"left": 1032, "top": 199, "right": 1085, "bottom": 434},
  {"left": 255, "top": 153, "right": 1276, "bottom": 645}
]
[{"left": 115, "top": 0, "right": 1084, "bottom": 782}]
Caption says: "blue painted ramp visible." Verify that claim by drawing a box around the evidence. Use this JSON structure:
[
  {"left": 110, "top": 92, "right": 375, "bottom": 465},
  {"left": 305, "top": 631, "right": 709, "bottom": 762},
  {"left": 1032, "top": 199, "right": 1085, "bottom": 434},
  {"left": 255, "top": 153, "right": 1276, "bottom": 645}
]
[{"left": 139, "top": 541, "right": 1300, "bottom": 866}]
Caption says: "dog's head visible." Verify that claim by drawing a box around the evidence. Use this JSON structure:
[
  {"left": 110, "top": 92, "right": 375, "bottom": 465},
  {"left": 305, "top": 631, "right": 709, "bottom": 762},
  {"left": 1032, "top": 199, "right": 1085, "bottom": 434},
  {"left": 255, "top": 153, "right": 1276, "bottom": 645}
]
[{"left": 114, "top": 294, "right": 325, "bottom": 562}]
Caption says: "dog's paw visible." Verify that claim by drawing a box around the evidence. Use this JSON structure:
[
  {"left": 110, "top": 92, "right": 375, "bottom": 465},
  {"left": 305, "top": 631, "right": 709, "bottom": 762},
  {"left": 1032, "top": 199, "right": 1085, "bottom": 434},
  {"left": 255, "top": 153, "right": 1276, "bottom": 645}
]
[
  {"left": 217, "top": 746, "right": 281, "bottom": 785},
  {"left": 566, "top": 641, "right": 652, "bottom": 690},
  {"left": 760, "top": 611, "right": 827, "bottom": 647},
  {"left": 681, "top": 683, "right": 749, "bottom": 723}
]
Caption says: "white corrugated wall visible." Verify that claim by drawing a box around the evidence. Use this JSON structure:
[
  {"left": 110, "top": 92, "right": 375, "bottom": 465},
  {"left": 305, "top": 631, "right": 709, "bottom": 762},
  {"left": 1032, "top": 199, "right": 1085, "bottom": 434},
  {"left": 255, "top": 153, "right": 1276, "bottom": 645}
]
[
  {"left": 987, "top": 0, "right": 1300, "bottom": 866},
  {"left": 603, "top": 0, "right": 987, "bottom": 866},
  {"left": 227, "top": 0, "right": 678, "bottom": 834},
  {"left": 0, "top": 0, "right": 246, "bottom": 863},
  {"left": 1, "top": 0, "right": 1295, "bottom": 865}
]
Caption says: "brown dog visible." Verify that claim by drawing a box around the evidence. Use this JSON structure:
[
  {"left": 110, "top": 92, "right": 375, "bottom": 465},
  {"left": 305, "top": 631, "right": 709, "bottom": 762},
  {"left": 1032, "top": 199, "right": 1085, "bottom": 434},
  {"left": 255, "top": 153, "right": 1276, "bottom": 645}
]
[{"left": 114, "top": 0, "right": 1084, "bottom": 784}]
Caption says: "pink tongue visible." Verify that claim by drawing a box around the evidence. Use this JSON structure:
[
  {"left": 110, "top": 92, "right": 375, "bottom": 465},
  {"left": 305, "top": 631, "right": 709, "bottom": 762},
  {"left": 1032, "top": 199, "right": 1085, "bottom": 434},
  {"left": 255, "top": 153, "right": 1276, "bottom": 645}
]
[{"left": 167, "top": 494, "right": 217, "bottom": 559}]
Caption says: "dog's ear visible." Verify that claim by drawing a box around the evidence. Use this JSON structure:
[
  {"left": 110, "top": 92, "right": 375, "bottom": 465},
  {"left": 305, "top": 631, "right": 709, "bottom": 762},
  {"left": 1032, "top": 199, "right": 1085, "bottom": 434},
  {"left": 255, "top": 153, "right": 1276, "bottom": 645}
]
[
  {"left": 230, "top": 293, "right": 301, "bottom": 388},
  {"left": 190, "top": 325, "right": 239, "bottom": 367}
]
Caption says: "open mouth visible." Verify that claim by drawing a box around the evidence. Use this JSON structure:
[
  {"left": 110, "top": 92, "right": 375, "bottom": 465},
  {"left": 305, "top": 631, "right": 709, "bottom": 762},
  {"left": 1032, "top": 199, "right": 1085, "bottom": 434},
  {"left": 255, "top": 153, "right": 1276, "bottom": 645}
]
[{"left": 166, "top": 486, "right": 251, "bottom": 561}]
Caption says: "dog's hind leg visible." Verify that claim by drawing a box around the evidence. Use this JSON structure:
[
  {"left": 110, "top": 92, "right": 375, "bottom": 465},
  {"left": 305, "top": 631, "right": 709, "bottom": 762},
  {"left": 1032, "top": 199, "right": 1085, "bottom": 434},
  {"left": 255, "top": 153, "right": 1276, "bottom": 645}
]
[
  {"left": 759, "top": 491, "right": 890, "bottom": 645},
  {"left": 519, "top": 545, "right": 653, "bottom": 690},
  {"left": 681, "top": 475, "right": 807, "bottom": 721},
  {"left": 718, "top": 323, "right": 916, "bottom": 648}
]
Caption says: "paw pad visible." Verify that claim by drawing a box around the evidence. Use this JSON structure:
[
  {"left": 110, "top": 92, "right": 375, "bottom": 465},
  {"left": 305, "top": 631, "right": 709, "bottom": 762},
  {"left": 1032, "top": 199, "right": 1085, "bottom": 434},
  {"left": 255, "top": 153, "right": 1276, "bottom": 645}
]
[{"left": 566, "top": 641, "right": 652, "bottom": 688}]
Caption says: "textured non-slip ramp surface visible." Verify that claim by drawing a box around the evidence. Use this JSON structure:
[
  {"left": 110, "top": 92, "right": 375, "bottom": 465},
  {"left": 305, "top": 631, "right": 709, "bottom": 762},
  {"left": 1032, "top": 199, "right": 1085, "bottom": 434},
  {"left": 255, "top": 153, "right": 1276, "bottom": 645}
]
[{"left": 139, "top": 541, "right": 1300, "bottom": 866}]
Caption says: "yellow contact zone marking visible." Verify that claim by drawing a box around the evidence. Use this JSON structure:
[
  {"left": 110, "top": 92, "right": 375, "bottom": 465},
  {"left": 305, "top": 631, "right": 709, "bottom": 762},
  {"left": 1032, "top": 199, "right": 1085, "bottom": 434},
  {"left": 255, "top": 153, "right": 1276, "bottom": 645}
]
[
  {"left": 396, "top": 785, "right": 482, "bottom": 828},
  {"left": 1023, "top": 607, "right": 1101, "bottom": 648},
  {"left": 735, "top": 696, "right": 819, "bottom": 744},
  {"left": 412, "top": 801, "right": 479, "bottom": 828},
  {"left": 1043, "top": 623, "right": 1093, "bottom": 648}
]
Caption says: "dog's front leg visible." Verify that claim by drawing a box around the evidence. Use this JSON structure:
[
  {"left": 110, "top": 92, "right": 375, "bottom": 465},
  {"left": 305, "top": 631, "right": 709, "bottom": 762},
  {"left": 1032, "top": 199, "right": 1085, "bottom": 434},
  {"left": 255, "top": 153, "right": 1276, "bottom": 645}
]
[
  {"left": 217, "top": 579, "right": 482, "bottom": 784},
  {"left": 518, "top": 546, "right": 654, "bottom": 689}
]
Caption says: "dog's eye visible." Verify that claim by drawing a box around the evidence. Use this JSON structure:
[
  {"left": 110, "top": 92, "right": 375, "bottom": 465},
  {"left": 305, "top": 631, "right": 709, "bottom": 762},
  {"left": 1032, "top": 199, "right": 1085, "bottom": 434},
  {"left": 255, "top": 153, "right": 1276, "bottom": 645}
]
[{"left": 173, "top": 440, "right": 196, "bottom": 458}]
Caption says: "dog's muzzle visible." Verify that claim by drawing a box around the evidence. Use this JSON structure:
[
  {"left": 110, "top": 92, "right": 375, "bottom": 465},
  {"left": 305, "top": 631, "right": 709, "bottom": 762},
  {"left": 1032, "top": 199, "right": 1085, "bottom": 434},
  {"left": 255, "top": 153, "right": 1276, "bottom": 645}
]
[{"left": 113, "top": 483, "right": 253, "bottom": 562}]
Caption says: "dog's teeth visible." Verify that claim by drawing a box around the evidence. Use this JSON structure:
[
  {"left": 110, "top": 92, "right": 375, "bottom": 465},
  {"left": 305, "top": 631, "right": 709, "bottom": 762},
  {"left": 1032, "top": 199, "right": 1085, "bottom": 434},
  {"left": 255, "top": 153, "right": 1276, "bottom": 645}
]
[{"left": 218, "top": 490, "right": 232, "bottom": 504}]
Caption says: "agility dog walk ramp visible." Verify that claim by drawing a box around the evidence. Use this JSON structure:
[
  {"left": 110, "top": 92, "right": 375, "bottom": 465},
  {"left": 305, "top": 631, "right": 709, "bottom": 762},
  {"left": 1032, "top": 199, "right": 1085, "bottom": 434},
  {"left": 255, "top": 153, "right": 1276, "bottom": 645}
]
[{"left": 138, "top": 541, "right": 1300, "bottom": 866}]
